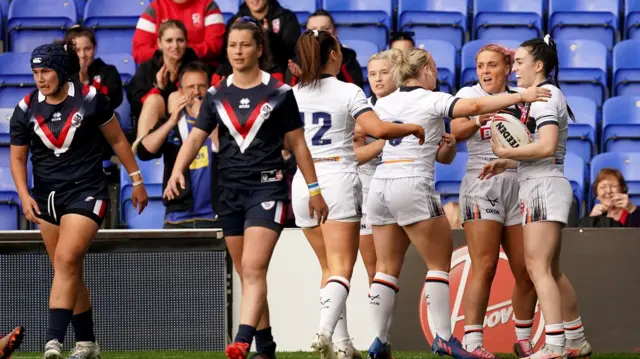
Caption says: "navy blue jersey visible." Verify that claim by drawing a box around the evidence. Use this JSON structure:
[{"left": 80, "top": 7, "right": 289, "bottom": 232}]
[
  {"left": 10, "top": 81, "right": 114, "bottom": 194},
  {"left": 195, "top": 71, "right": 302, "bottom": 189}
]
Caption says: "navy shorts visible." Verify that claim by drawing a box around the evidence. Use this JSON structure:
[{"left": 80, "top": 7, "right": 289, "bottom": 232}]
[
  {"left": 216, "top": 186, "right": 289, "bottom": 237},
  {"left": 35, "top": 181, "right": 109, "bottom": 226}
]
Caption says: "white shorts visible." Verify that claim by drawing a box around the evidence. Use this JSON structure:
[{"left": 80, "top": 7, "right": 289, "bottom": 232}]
[
  {"left": 292, "top": 172, "right": 362, "bottom": 228},
  {"left": 518, "top": 176, "right": 573, "bottom": 226},
  {"left": 366, "top": 177, "right": 444, "bottom": 227},
  {"left": 459, "top": 170, "right": 521, "bottom": 226},
  {"left": 359, "top": 172, "right": 373, "bottom": 236}
]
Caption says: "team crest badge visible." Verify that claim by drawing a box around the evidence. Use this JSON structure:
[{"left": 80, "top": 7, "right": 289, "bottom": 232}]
[
  {"left": 272, "top": 18, "right": 281, "bottom": 33},
  {"left": 261, "top": 201, "right": 275, "bottom": 210},
  {"left": 71, "top": 112, "right": 83, "bottom": 128},
  {"left": 260, "top": 103, "right": 273, "bottom": 119},
  {"left": 192, "top": 13, "right": 201, "bottom": 27}
]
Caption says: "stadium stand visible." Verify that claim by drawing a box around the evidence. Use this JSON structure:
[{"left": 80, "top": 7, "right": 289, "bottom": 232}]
[
  {"left": 120, "top": 156, "right": 165, "bottom": 229},
  {"left": 0, "top": 52, "right": 34, "bottom": 86},
  {"left": 613, "top": 40, "right": 640, "bottom": 97},
  {"left": 416, "top": 39, "right": 457, "bottom": 94},
  {"left": 323, "top": 0, "right": 392, "bottom": 50},
  {"left": 601, "top": 96, "right": 640, "bottom": 153},
  {"left": 279, "top": 0, "right": 317, "bottom": 26},
  {"left": 7, "top": 0, "right": 77, "bottom": 52},
  {"left": 564, "top": 152, "right": 587, "bottom": 217},
  {"left": 0, "top": 166, "right": 21, "bottom": 230},
  {"left": 472, "top": 0, "right": 543, "bottom": 42},
  {"left": 591, "top": 152, "right": 640, "bottom": 205},
  {"left": 96, "top": 53, "right": 136, "bottom": 85},
  {"left": 549, "top": 0, "right": 619, "bottom": 51},
  {"left": 626, "top": 0, "right": 640, "bottom": 39},
  {"left": 434, "top": 152, "right": 468, "bottom": 205},
  {"left": 556, "top": 40, "right": 608, "bottom": 107},
  {"left": 398, "top": 0, "right": 468, "bottom": 51},
  {"left": 83, "top": 0, "right": 146, "bottom": 54},
  {"left": 566, "top": 96, "right": 597, "bottom": 164},
  {"left": 460, "top": 39, "right": 520, "bottom": 87},
  {"left": 217, "top": 0, "right": 240, "bottom": 23},
  {"left": 342, "top": 39, "right": 378, "bottom": 80}
]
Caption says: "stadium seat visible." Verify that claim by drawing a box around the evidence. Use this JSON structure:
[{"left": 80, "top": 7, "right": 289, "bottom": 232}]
[
  {"left": 473, "top": 0, "right": 543, "bottom": 42},
  {"left": 460, "top": 39, "right": 520, "bottom": 88},
  {"left": 342, "top": 39, "right": 378, "bottom": 80},
  {"left": 0, "top": 108, "right": 11, "bottom": 145},
  {"left": 556, "top": 40, "right": 608, "bottom": 107},
  {"left": 601, "top": 96, "right": 640, "bottom": 153},
  {"left": 566, "top": 96, "right": 597, "bottom": 164},
  {"left": 564, "top": 152, "right": 586, "bottom": 217},
  {"left": 323, "top": 0, "right": 392, "bottom": 51},
  {"left": 278, "top": 0, "right": 316, "bottom": 26},
  {"left": 549, "top": 0, "right": 619, "bottom": 51},
  {"left": 0, "top": 167, "right": 21, "bottom": 230},
  {"left": 216, "top": 0, "right": 239, "bottom": 23},
  {"left": 590, "top": 152, "right": 640, "bottom": 205},
  {"left": 74, "top": 0, "right": 85, "bottom": 19},
  {"left": 613, "top": 40, "right": 640, "bottom": 97},
  {"left": 84, "top": 0, "right": 146, "bottom": 54},
  {"left": 416, "top": 39, "right": 457, "bottom": 94},
  {"left": 0, "top": 87, "right": 32, "bottom": 110},
  {"left": 7, "top": 0, "right": 77, "bottom": 53},
  {"left": 398, "top": 0, "right": 468, "bottom": 51},
  {"left": 120, "top": 156, "right": 165, "bottom": 229},
  {"left": 626, "top": 0, "right": 640, "bottom": 39},
  {"left": 115, "top": 91, "right": 132, "bottom": 133},
  {"left": 96, "top": 53, "right": 136, "bottom": 85},
  {"left": 435, "top": 152, "right": 468, "bottom": 205},
  {"left": 0, "top": 0, "right": 8, "bottom": 20},
  {"left": 0, "top": 53, "right": 35, "bottom": 86}
]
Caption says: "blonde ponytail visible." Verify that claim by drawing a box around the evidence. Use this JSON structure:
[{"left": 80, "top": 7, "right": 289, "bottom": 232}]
[{"left": 391, "top": 48, "right": 433, "bottom": 86}]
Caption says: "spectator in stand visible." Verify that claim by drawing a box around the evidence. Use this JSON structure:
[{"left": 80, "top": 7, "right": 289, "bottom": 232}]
[
  {"left": 65, "top": 26, "right": 124, "bottom": 179},
  {"left": 136, "top": 62, "right": 219, "bottom": 229},
  {"left": 390, "top": 31, "right": 415, "bottom": 53},
  {"left": 579, "top": 168, "right": 640, "bottom": 227},
  {"left": 285, "top": 10, "right": 363, "bottom": 88},
  {"left": 132, "top": 0, "right": 225, "bottom": 65},
  {"left": 128, "top": 20, "right": 203, "bottom": 143},
  {"left": 228, "top": 0, "right": 300, "bottom": 70}
]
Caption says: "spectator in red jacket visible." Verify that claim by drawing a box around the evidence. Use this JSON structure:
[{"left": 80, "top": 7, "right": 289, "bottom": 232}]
[{"left": 132, "top": 0, "right": 225, "bottom": 65}]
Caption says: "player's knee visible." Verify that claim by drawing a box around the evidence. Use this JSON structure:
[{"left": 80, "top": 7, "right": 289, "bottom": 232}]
[
  {"left": 524, "top": 259, "right": 551, "bottom": 281},
  {"left": 53, "top": 250, "right": 83, "bottom": 276},
  {"left": 240, "top": 262, "right": 268, "bottom": 285},
  {"left": 472, "top": 256, "right": 499, "bottom": 283},
  {"left": 511, "top": 261, "right": 534, "bottom": 287}
]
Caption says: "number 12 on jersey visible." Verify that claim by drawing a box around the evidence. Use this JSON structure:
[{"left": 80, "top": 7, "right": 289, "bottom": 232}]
[{"left": 301, "top": 112, "right": 332, "bottom": 146}]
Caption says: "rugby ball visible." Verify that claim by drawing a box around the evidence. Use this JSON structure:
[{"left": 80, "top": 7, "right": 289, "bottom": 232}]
[{"left": 490, "top": 113, "right": 532, "bottom": 148}]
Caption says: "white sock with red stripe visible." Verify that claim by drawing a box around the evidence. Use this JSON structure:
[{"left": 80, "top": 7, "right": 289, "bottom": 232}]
[
  {"left": 564, "top": 317, "right": 586, "bottom": 347},
  {"left": 514, "top": 317, "right": 534, "bottom": 341},
  {"left": 369, "top": 272, "right": 399, "bottom": 344},
  {"left": 425, "top": 271, "right": 452, "bottom": 340},
  {"left": 318, "top": 276, "right": 350, "bottom": 337},
  {"left": 463, "top": 325, "right": 483, "bottom": 351},
  {"left": 332, "top": 307, "right": 350, "bottom": 344},
  {"left": 544, "top": 323, "right": 565, "bottom": 351}
]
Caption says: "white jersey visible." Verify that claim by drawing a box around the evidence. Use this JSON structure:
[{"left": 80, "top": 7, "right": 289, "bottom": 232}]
[
  {"left": 455, "top": 84, "right": 523, "bottom": 172},
  {"left": 373, "top": 87, "right": 458, "bottom": 180},
  {"left": 357, "top": 96, "right": 382, "bottom": 177},
  {"left": 517, "top": 83, "right": 568, "bottom": 180},
  {"left": 293, "top": 76, "right": 372, "bottom": 175}
]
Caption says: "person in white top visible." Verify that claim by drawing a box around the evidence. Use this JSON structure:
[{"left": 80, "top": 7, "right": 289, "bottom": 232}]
[
  {"left": 366, "top": 48, "right": 551, "bottom": 359},
  {"left": 450, "top": 44, "right": 537, "bottom": 359},
  {"left": 481, "top": 35, "right": 592, "bottom": 359},
  {"left": 291, "top": 30, "right": 424, "bottom": 359}
]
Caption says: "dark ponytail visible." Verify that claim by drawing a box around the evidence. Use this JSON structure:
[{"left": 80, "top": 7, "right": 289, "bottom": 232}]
[
  {"left": 54, "top": 39, "right": 81, "bottom": 79},
  {"left": 295, "top": 29, "right": 339, "bottom": 88},
  {"left": 520, "top": 35, "right": 575, "bottom": 122}
]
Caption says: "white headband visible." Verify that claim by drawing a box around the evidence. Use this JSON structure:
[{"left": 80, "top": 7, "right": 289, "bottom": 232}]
[
  {"left": 543, "top": 34, "right": 551, "bottom": 46},
  {"left": 312, "top": 29, "right": 319, "bottom": 37}
]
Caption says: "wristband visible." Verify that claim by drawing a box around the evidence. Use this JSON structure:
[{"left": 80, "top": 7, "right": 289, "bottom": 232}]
[
  {"left": 308, "top": 182, "right": 321, "bottom": 197},
  {"left": 129, "top": 170, "right": 143, "bottom": 184},
  {"left": 475, "top": 116, "right": 482, "bottom": 127},
  {"left": 132, "top": 180, "right": 144, "bottom": 186}
]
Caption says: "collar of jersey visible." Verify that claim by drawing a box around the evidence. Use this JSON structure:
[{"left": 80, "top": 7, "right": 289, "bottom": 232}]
[
  {"left": 399, "top": 86, "right": 423, "bottom": 92},
  {"left": 537, "top": 80, "right": 553, "bottom": 87},
  {"left": 320, "top": 74, "right": 333, "bottom": 79}
]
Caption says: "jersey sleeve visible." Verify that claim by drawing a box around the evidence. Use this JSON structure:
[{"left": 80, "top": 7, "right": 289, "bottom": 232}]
[
  {"left": 531, "top": 87, "right": 560, "bottom": 129},
  {"left": 454, "top": 86, "right": 475, "bottom": 99},
  {"left": 431, "top": 91, "right": 460, "bottom": 119},
  {"left": 348, "top": 86, "right": 373, "bottom": 119},
  {"left": 194, "top": 91, "right": 219, "bottom": 134},
  {"left": 10, "top": 99, "right": 30, "bottom": 146},
  {"left": 281, "top": 89, "right": 303, "bottom": 133},
  {"left": 90, "top": 92, "right": 116, "bottom": 127}
]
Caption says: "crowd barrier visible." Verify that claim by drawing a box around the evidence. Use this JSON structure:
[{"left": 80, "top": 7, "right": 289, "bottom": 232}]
[{"left": 2, "top": 228, "right": 638, "bottom": 353}]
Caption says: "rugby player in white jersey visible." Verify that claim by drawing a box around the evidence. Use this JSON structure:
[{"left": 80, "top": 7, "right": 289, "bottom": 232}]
[
  {"left": 450, "top": 44, "right": 537, "bottom": 359},
  {"left": 291, "top": 30, "right": 424, "bottom": 359},
  {"left": 366, "top": 48, "right": 551, "bottom": 359},
  {"left": 481, "top": 35, "right": 592, "bottom": 359}
]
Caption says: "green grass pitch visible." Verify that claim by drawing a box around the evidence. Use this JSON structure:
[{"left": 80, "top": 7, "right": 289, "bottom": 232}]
[{"left": 9, "top": 352, "right": 639, "bottom": 358}]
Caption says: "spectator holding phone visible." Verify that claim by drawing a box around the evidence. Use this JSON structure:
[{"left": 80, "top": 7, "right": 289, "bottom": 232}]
[{"left": 579, "top": 168, "right": 640, "bottom": 227}]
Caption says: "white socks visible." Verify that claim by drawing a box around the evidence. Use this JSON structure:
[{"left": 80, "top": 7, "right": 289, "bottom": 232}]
[
  {"left": 463, "top": 325, "right": 483, "bottom": 350},
  {"left": 425, "top": 271, "right": 452, "bottom": 341},
  {"left": 545, "top": 323, "right": 565, "bottom": 349},
  {"left": 333, "top": 307, "right": 350, "bottom": 343},
  {"left": 368, "top": 272, "right": 399, "bottom": 344},
  {"left": 514, "top": 318, "right": 534, "bottom": 341},
  {"left": 319, "top": 276, "right": 350, "bottom": 336},
  {"left": 564, "top": 317, "right": 586, "bottom": 346}
]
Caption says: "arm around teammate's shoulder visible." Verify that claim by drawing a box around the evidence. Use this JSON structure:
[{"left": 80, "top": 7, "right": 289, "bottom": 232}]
[{"left": 451, "top": 86, "right": 551, "bottom": 119}]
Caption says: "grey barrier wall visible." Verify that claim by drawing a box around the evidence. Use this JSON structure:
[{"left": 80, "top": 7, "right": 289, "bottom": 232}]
[
  {"left": 0, "top": 229, "right": 230, "bottom": 352},
  {"left": 390, "top": 228, "right": 640, "bottom": 353}
]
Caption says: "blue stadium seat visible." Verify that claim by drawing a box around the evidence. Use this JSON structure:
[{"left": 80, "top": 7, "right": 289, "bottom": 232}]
[
  {"left": 566, "top": 96, "right": 597, "bottom": 164},
  {"left": 278, "top": 0, "right": 316, "bottom": 26},
  {"left": 626, "top": 0, "right": 640, "bottom": 39},
  {"left": 7, "top": 0, "right": 77, "bottom": 53},
  {"left": 590, "top": 152, "right": 640, "bottom": 204},
  {"left": 556, "top": 40, "right": 608, "bottom": 107},
  {"left": 96, "top": 53, "right": 136, "bottom": 85},
  {"left": 613, "top": 40, "right": 640, "bottom": 97},
  {"left": 473, "top": 0, "right": 543, "bottom": 41},
  {"left": 416, "top": 39, "right": 457, "bottom": 94},
  {"left": 0, "top": 108, "right": 11, "bottom": 145},
  {"left": 323, "top": 0, "right": 392, "bottom": 51},
  {"left": 120, "top": 156, "right": 165, "bottom": 229},
  {"left": 601, "top": 96, "right": 640, "bottom": 153},
  {"left": 0, "top": 87, "right": 32, "bottom": 110},
  {"left": 0, "top": 53, "right": 35, "bottom": 86},
  {"left": 342, "top": 39, "right": 378, "bottom": 80},
  {"left": 0, "top": 0, "right": 8, "bottom": 20},
  {"left": 549, "top": 0, "right": 619, "bottom": 51},
  {"left": 460, "top": 39, "right": 520, "bottom": 88},
  {"left": 217, "top": 0, "right": 239, "bottom": 23},
  {"left": 115, "top": 91, "right": 132, "bottom": 133},
  {"left": 0, "top": 167, "right": 21, "bottom": 230},
  {"left": 435, "top": 152, "right": 468, "bottom": 205},
  {"left": 74, "top": 0, "right": 85, "bottom": 19},
  {"left": 398, "top": 0, "right": 468, "bottom": 51},
  {"left": 84, "top": 0, "right": 146, "bottom": 54},
  {"left": 564, "top": 152, "right": 586, "bottom": 217}
]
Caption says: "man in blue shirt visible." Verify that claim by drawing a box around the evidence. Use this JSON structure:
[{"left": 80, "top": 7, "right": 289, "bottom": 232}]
[{"left": 136, "top": 61, "right": 218, "bottom": 228}]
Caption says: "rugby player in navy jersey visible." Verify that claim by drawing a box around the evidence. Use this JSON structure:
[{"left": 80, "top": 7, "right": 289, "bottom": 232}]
[
  {"left": 9, "top": 41, "right": 148, "bottom": 359},
  {"left": 165, "top": 19, "right": 328, "bottom": 359}
]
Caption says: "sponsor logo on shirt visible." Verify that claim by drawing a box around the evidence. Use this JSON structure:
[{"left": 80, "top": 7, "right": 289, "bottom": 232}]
[
  {"left": 239, "top": 98, "right": 250, "bottom": 109},
  {"left": 52, "top": 112, "right": 62, "bottom": 122}
]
